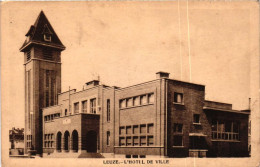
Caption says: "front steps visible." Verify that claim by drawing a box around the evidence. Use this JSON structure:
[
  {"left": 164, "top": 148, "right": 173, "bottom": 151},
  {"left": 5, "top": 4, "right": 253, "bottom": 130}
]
[{"left": 43, "top": 151, "right": 104, "bottom": 158}]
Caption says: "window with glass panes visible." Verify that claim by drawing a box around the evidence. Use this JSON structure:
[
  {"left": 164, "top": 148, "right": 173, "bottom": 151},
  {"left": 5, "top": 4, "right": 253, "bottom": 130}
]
[{"left": 82, "top": 100, "right": 87, "bottom": 113}]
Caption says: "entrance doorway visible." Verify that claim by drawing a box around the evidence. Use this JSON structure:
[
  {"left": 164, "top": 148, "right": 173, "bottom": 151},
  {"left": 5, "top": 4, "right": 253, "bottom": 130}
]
[
  {"left": 72, "top": 130, "right": 78, "bottom": 152},
  {"left": 64, "top": 131, "right": 70, "bottom": 152},
  {"left": 86, "top": 131, "right": 97, "bottom": 152},
  {"left": 56, "top": 132, "right": 62, "bottom": 152}
]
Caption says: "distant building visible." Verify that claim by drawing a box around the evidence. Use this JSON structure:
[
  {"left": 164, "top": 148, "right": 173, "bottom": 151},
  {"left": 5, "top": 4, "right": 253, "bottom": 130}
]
[
  {"left": 20, "top": 11, "right": 250, "bottom": 158},
  {"left": 9, "top": 127, "right": 24, "bottom": 155}
]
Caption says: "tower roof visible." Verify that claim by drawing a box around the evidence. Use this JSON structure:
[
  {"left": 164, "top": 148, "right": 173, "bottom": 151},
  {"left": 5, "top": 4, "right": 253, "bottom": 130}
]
[{"left": 20, "top": 11, "right": 65, "bottom": 52}]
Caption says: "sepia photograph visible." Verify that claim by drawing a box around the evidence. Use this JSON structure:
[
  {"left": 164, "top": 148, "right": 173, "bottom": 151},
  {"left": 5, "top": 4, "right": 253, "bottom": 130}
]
[{"left": 1, "top": 1, "right": 259, "bottom": 167}]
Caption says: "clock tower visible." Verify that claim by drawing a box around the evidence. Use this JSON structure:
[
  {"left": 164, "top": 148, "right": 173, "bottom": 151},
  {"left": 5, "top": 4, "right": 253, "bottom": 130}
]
[{"left": 20, "top": 11, "right": 65, "bottom": 154}]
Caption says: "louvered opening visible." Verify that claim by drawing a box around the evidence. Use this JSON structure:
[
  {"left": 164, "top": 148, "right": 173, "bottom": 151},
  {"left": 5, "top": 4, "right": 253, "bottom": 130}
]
[
  {"left": 27, "top": 51, "right": 31, "bottom": 61},
  {"left": 43, "top": 48, "right": 52, "bottom": 60}
]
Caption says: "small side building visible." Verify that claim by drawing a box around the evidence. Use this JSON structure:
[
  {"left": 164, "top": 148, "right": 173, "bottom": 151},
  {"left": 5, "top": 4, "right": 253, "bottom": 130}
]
[{"left": 9, "top": 128, "right": 25, "bottom": 155}]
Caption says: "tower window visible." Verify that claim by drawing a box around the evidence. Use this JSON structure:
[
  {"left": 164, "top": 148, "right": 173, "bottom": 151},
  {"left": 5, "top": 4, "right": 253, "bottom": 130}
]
[
  {"left": 43, "top": 48, "right": 52, "bottom": 60},
  {"left": 44, "top": 34, "right": 51, "bottom": 42},
  {"left": 27, "top": 51, "right": 31, "bottom": 61}
]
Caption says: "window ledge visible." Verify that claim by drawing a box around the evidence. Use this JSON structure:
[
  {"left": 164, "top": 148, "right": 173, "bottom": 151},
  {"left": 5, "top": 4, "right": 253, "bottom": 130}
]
[
  {"left": 172, "top": 146, "right": 185, "bottom": 148},
  {"left": 211, "top": 139, "right": 240, "bottom": 142},
  {"left": 120, "top": 103, "right": 154, "bottom": 110},
  {"left": 193, "top": 123, "right": 201, "bottom": 125},
  {"left": 173, "top": 102, "right": 184, "bottom": 106},
  {"left": 114, "top": 146, "right": 163, "bottom": 148}
]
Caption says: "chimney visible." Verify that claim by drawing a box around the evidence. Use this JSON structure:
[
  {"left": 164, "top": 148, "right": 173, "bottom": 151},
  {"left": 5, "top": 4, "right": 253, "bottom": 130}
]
[
  {"left": 156, "top": 71, "right": 170, "bottom": 79},
  {"left": 85, "top": 80, "right": 100, "bottom": 89}
]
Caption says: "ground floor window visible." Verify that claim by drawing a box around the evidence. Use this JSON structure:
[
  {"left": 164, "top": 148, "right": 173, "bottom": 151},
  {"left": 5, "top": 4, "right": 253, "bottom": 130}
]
[{"left": 212, "top": 120, "right": 240, "bottom": 141}]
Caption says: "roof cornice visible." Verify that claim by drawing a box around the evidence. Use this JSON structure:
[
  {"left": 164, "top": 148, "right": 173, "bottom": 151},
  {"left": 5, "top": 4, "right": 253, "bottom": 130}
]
[{"left": 20, "top": 40, "right": 65, "bottom": 52}]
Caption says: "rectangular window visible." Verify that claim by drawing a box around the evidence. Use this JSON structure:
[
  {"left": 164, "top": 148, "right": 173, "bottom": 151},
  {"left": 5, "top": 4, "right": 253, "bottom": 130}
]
[
  {"left": 173, "top": 123, "right": 183, "bottom": 133},
  {"left": 193, "top": 114, "right": 200, "bottom": 124},
  {"left": 120, "top": 99, "right": 126, "bottom": 108},
  {"left": 133, "top": 96, "right": 140, "bottom": 106},
  {"left": 119, "top": 137, "right": 125, "bottom": 146},
  {"left": 82, "top": 100, "right": 87, "bottom": 113},
  {"left": 148, "top": 136, "right": 154, "bottom": 146},
  {"left": 133, "top": 136, "right": 139, "bottom": 146},
  {"left": 74, "top": 102, "right": 79, "bottom": 114},
  {"left": 140, "top": 124, "right": 146, "bottom": 133},
  {"left": 126, "top": 126, "right": 131, "bottom": 134},
  {"left": 173, "top": 136, "right": 183, "bottom": 146},
  {"left": 119, "top": 127, "right": 125, "bottom": 135},
  {"left": 107, "top": 131, "right": 110, "bottom": 146},
  {"left": 140, "top": 95, "right": 147, "bottom": 105},
  {"left": 211, "top": 120, "right": 240, "bottom": 141},
  {"left": 50, "top": 77, "right": 55, "bottom": 106},
  {"left": 126, "top": 137, "right": 131, "bottom": 146},
  {"left": 126, "top": 98, "right": 133, "bottom": 107},
  {"left": 107, "top": 99, "right": 110, "bottom": 122},
  {"left": 140, "top": 136, "right": 146, "bottom": 146},
  {"left": 174, "top": 92, "right": 183, "bottom": 104},
  {"left": 90, "top": 98, "right": 96, "bottom": 114},
  {"left": 133, "top": 125, "right": 139, "bottom": 134},
  {"left": 27, "top": 70, "right": 31, "bottom": 130},
  {"left": 148, "top": 93, "right": 154, "bottom": 104},
  {"left": 147, "top": 124, "right": 154, "bottom": 133}
]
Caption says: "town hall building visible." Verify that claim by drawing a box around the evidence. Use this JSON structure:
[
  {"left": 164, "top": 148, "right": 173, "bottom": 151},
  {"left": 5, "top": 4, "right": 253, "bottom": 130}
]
[{"left": 20, "top": 11, "right": 250, "bottom": 158}]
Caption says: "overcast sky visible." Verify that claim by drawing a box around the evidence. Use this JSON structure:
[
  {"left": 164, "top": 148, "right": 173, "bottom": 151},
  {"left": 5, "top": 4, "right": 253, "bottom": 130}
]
[{"left": 2, "top": 1, "right": 257, "bottom": 128}]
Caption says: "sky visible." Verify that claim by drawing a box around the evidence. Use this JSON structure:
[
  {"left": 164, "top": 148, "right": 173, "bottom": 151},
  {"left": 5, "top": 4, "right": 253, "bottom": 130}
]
[{"left": 1, "top": 1, "right": 257, "bottom": 129}]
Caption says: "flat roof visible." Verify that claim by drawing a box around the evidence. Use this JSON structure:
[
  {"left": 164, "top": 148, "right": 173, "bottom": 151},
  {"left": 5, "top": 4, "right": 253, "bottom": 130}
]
[{"left": 203, "top": 106, "right": 250, "bottom": 115}]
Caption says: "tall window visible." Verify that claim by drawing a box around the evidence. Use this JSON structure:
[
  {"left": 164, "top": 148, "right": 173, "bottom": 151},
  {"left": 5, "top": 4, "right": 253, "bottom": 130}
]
[
  {"left": 107, "top": 99, "right": 110, "bottom": 122},
  {"left": 90, "top": 98, "right": 96, "bottom": 114},
  {"left": 193, "top": 114, "right": 200, "bottom": 124},
  {"left": 148, "top": 93, "right": 154, "bottom": 104},
  {"left": 126, "top": 98, "right": 133, "bottom": 107},
  {"left": 174, "top": 92, "right": 183, "bottom": 104},
  {"left": 120, "top": 99, "right": 126, "bottom": 108},
  {"left": 107, "top": 131, "right": 110, "bottom": 146},
  {"left": 173, "top": 123, "right": 183, "bottom": 147},
  {"left": 45, "top": 70, "right": 55, "bottom": 107},
  {"left": 133, "top": 96, "right": 140, "bottom": 106},
  {"left": 27, "top": 70, "right": 31, "bottom": 130},
  {"left": 65, "top": 109, "right": 67, "bottom": 116},
  {"left": 74, "top": 102, "right": 79, "bottom": 114},
  {"left": 140, "top": 95, "right": 147, "bottom": 105},
  {"left": 82, "top": 100, "right": 87, "bottom": 113}
]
